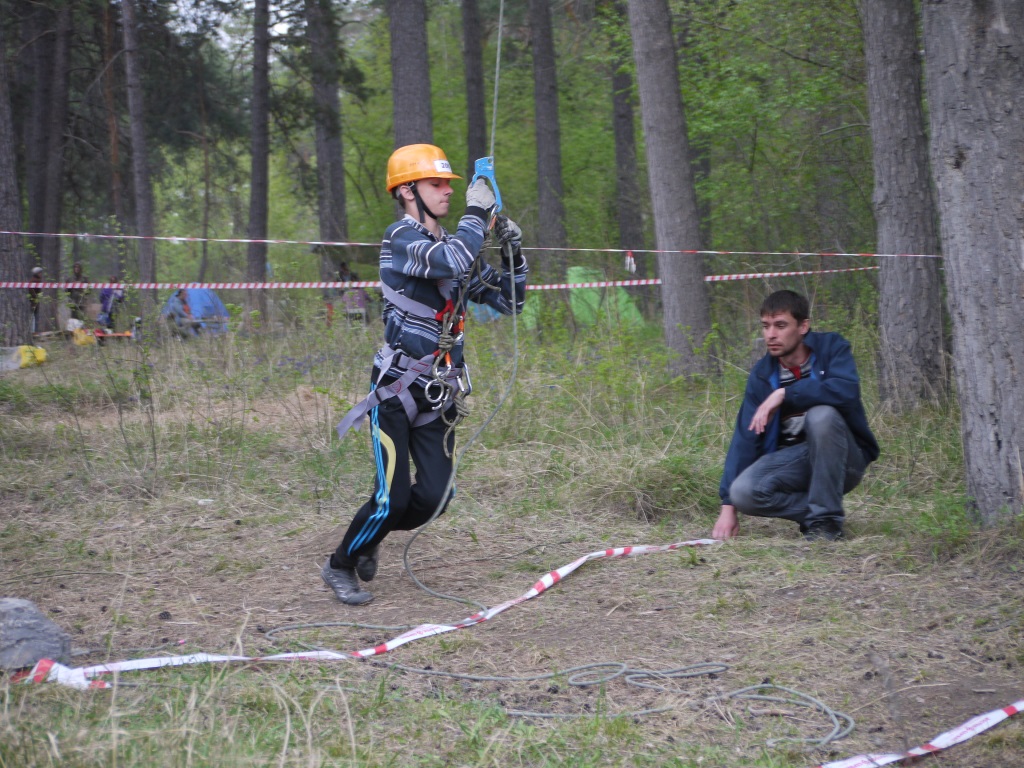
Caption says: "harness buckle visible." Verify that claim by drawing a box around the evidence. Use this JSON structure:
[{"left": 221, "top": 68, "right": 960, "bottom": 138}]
[{"left": 424, "top": 379, "right": 449, "bottom": 408}]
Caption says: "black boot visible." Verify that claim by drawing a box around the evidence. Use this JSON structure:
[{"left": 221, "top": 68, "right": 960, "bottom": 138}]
[{"left": 356, "top": 546, "right": 380, "bottom": 582}]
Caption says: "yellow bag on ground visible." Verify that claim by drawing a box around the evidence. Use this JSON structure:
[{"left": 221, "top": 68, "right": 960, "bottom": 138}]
[
  {"left": 72, "top": 329, "right": 97, "bottom": 346},
  {"left": 18, "top": 346, "right": 48, "bottom": 367}
]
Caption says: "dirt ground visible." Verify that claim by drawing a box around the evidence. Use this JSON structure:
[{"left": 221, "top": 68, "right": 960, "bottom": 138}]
[{"left": 2, "top": 389, "right": 1023, "bottom": 767}]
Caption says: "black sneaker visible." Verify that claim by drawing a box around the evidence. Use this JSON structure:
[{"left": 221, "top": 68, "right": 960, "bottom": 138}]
[
  {"left": 803, "top": 519, "right": 845, "bottom": 542},
  {"left": 321, "top": 560, "right": 373, "bottom": 605},
  {"left": 356, "top": 546, "right": 379, "bottom": 582}
]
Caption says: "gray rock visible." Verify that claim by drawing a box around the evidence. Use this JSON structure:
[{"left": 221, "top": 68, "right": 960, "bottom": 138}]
[{"left": 0, "top": 598, "right": 71, "bottom": 670}]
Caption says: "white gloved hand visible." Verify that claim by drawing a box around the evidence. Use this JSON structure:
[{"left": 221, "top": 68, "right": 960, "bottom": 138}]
[{"left": 465, "top": 178, "right": 496, "bottom": 211}]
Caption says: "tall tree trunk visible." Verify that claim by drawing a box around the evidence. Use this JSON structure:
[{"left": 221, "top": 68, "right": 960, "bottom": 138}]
[
  {"left": 196, "top": 44, "right": 212, "bottom": 282},
  {"left": 0, "top": 18, "right": 32, "bottom": 345},
  {"left": 627, "top": 0, "right": 710, "bottom": 374},
  {"left": 607, "top": 2, "right": 649, "bottom": 311},
  {"left": 103, "top": 0, "right": 126, "bottom": 276},
  {"left": 306, "top": 0, "right": 348, "bottom": 283},
  {"left": 862, "top": 0, "right": 946, "bottom": 411},
  {"left": 388, "top": 0, "right": 432, "bottom": 147},
  {"left": 922, "top": 0, "right": 1024, "bottom": 524},
  {"left": 247, "top": 0, "right": 271, "bottom": 325},
  {"left": 462, "top": 0, "right": 487, "bottom": 180},
  {"left": 38, "top": 6, "right": 72, "bottom": 332},
  {"left": 121, "top": 0, "right": 157, "bottom": 308},
  {"left": 529, "top": 0, "right": 567, "bottom": 275},
  {"left": 24, "top": 5, "right": 53, "bottom": 266}
]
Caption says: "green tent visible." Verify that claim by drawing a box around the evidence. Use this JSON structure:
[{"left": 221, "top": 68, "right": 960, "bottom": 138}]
[{"left": 565, "top": 266, "right": 645, "bottom": 328}]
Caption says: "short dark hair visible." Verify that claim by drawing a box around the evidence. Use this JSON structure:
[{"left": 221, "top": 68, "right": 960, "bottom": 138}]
[{"left": 759, "top": 290, "right": 809, "bottom": 322}]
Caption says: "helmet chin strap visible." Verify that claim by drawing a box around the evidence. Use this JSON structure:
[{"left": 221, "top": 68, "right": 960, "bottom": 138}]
[{"left": 408, "top": 182, "right": 439, "bottom": 224}]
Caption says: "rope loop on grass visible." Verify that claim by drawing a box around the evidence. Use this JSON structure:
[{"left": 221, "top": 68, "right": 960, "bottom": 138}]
[{"left": 705, "top": 682, "right": 856, "bottom": 747}]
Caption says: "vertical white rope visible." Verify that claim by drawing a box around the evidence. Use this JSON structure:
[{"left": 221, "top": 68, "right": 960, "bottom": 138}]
[{"left": 488, "top": 0, "right": 505, "bottom": 158}]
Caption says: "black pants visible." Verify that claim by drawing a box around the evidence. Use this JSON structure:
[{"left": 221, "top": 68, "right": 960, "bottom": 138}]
[{"left": 332, "top": 380, "right": 455, "bottom": 568}]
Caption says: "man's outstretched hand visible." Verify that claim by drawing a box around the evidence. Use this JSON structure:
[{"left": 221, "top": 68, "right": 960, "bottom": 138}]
[{"left": 712, "top": 505, "right": 740, "bottom": 539}]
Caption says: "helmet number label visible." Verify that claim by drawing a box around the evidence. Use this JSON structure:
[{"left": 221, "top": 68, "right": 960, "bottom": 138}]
[{"left": 433, "top": 159, "right": 453, "bottom": 174}]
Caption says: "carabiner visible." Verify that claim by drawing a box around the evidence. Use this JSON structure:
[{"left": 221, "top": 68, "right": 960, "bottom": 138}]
[
  {"left": 457, "top": 364, "right": 472, "bottom": 394},
  {"left": 471, "top": 156, "right": 503, "bottom": 214}
]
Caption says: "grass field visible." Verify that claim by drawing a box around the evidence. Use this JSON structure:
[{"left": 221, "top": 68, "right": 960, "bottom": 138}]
[{"left": 1, "top": 312, "right": 1022, "bottom": 767}]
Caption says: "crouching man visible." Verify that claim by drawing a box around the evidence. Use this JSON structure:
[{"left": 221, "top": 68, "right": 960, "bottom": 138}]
[{"left": 712, "top": 290, "right": 879, "bottom": 541}]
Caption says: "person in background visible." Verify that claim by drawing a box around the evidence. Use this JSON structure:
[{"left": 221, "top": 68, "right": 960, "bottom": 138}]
[
  {"left": 712, "top": 290, "right": 880, "bottom": 542},
  {"left": 166, "top": 288, "right": 201, "bottom": 337},
  {"left": 67, "top": 262, "right": 89, "bottom": 321},
  {"left": 320, "top": 143, "right": 528, "bottom": 605},
  {"left": 28, "top": 266, "right": 43, "bottom": 333},
  {"left": 98, "top": 276, "right": 124, "bottom": 330}
]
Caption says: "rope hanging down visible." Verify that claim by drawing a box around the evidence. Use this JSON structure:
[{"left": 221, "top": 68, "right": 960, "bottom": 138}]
[{"left": 397, "top": 0, "right": 514, "bottom": 611}]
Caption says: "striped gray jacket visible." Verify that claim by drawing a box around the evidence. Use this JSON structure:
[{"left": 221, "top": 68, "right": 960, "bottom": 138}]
[{"left": 373, "top": 212, "right": 528, "bottom": 385}]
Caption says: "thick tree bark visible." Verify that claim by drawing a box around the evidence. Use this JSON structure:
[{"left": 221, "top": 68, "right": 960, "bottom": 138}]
[
  {"left": 37, "top": 6, "right": 71, "bottom": 332},
  {"left": 247, "top": 0, "right": 271, "bottom": 324},
  {"left": 388, "top": 0, "right": 432, "bottom": 147},
  {"left": 103, "top": 0, "right": 126, "bottom": 276},
  {"left": 861, "top": 0, "right": 946, "bottom": 410},
  {"left": 23, "top": 5, "right": 53, "bottom": 266},
  {"left": 529, "top": 0, "right": 567, "bottom": 265},
  {"left": 627, "top": 0, "right": 710, "bottom": 374},
  {"left": 608, "top": 3, "right": 647, "bottom": 299},
  {"left": 306, "top": 0, "right": 348, "bottom": 283},
  {"left": 462, "top": 0, "right": 487, "bottom": 179},
  {"left": 922, "top": 0, "right": 1024, "bottom": 524},
  {"left": 121, "top": 0, "right": 157, "bottom": 307},
  {"left": 0, "top": 18, "right": 32, "bottom": 345}
]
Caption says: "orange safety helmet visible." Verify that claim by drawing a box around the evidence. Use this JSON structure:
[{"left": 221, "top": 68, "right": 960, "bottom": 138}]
[{"left": 385, "top": 144, "right": 461, "bottom": 193}]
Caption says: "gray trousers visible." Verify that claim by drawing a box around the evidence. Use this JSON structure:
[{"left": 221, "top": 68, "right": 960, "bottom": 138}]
[{"left": 729, "top": 405, "right": 868, "bottom": 528}]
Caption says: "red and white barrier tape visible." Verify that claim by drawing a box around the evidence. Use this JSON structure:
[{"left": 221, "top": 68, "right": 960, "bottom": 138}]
[
  {"left": 814, "top": 699, "right": 1024, "bottom": 768},
  {"left": 13, "top": 539, "right": 716, "bottom": 690},
  {"left": 12, "top": 536, "right": 1021, "bottom": 765},
  {"left": 0, "top": 229, "right": 942, "bottom": 259},
  {"left": 0, "top": 267, "right": 879, "bottom": 292}
]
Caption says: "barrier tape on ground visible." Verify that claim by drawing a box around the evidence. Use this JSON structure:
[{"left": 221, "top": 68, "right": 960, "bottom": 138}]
[
  {"left": 0, "top": 229, "right": 943, "bottom": 259},
  {"left": 814, "top": 699, "right": 1023, "bottom": 768},
  {"left": 11, "top": 539, "right": 1021, "bottom": 765},
  {"left": 0, "top": 267, "right": 879, "bottom": 292},
  {"left": 12, "top": 539, "right": 716, "bottom": 690}
]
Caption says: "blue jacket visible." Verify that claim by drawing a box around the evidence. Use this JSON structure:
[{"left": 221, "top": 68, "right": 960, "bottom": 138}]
[{"left": 718, "top": 330, "right": 880, "bottom": 505}]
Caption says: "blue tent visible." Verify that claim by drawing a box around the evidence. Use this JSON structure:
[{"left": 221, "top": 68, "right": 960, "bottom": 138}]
[{"left": 161, "top": 288, "right": 229, "bottom": 334}]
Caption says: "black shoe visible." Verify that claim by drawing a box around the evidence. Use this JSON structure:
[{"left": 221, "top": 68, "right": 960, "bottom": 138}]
[
  {"left": 321, "top": 560, "right": 373, "bottom": 605},
  {"left": 356, "top": 546, "right": 379, "bottom": 582},
  {"left": 803, "top": 519, "right": 845, "bottom": 542}
]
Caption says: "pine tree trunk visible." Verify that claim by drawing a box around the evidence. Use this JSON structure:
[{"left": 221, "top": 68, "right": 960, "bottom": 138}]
[
  {"left": 23, "top": 5, "right": 53, "bottom": 267},
  {"left": 627, "top": 0, "right": 710, "bottom": 374},
  {"left": 121, "top": 0, "right": 157, "bottom": 308},
  {"left": 462, "top": 0, "right": 487, "bottom": 180},
  {"left": 306, "top": 0, "right": 348, "bottom": 283},
  {"left": 388, "top": 0, "right": 432, "bottom": 147},
  {"left": 247, "top": 0, "right": 271, "bottom": 326},
  {"left": 0, "top": 18, "right": 32, "bottom": 345},
  {"left": 608, "top": 2, "right": 649, "bottom": 312},
  {"left": 530, "top": 0, "right": 567, "bottom": 275},
  {"left": 922, "top": 0, "right": 1024, "bottom": 524},
  {"left": 37, "top": 6, "right": 71, "bottom": 332},
  {"left": 103, "top": 0, "right": 126, "bottom": 277},
  {"left": 862, "top": 0, "right": 946, "bottom": 410}
]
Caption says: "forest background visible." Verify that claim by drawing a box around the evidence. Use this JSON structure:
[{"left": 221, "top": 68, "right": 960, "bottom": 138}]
[{"left": 0, "top": 2, "right": 1023, "bottom": 766}]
